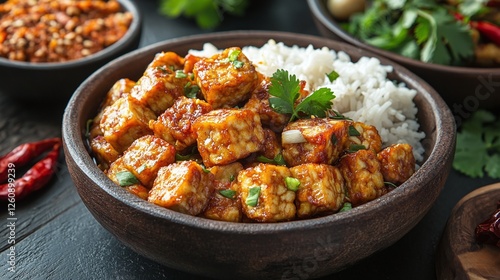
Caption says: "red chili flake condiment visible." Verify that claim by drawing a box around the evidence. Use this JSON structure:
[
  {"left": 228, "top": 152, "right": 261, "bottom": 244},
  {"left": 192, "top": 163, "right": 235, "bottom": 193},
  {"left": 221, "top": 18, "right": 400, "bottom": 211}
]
[
  {"left": 0, "top": 0, "right": 133, "bottom": 63},
  {"left": 475, "top": 200, "right": 500, "bottom": 248}
]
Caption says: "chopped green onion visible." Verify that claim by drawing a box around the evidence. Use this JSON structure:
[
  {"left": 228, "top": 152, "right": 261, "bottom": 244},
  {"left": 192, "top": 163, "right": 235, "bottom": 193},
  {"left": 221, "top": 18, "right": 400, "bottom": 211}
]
[
  {"left": 219, "top": 189, "right": 237, "bottom": 199},
  {"left": 85, "top": 119, "right": 93, "bottom": 138},
  {"left": 229, "top": 174, "right": 235, "bottom": 182},
  {"left": 184, "top": 82, "right": 199, "bottom": 98},
  {"left": 157, "top": 66, "right": 168, "bottom": 73},
  {"left": 175, "top": 153, "right": 191, "bottom": 161},
  {"left": 246, "top": 186, "right": 261, "bottom": 207},
  {"left": 285, "top": 177, "right": 300, "bottom": 191},
  {"left": 385, "top": 181, "right": 398, "bottom": 189},
  {"left": 116, "top": 171, "right": 140, "bottom": 187},
  {"left": 326, "top": 70, "right": 339, "bottom": 82},
  {"left": 256, "top": 153, "right": 286, "bottom": 166},
  {"left": 348, "top": 125, "right": 361, "bottom": 136},
  {"left": 228, "top": 49, "right": 241, "bottom": 61},
  {"left": 339, "top": 202, "right": 352, "bottom": 212},
  {"left": 175, "top": 70, "right": 187, "bottom": 78},
  {"left": 233, "top": 60, "right": 244, "bottom": 68},
  {"left": 331, "top": 134, "right": 338, "bottom": 145},
  {"left": 348, "top": 144, "right": 366, "bottom": 153},
  {"left": 200, "top": 164, "right": 211, "bottom": 173}
]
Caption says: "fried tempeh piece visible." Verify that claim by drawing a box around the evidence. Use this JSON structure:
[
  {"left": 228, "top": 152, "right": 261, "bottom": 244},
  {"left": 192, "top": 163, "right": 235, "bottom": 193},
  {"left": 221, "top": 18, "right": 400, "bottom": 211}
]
[
  {"left": 192, "top": 108, "right": 265, "bottom": 167},
  {"left": 193, "top": 47, "right": 258, "bottom": 109},
  {"left": 377, "top": 143, "right": 415, "bottom": 185},
  {"left": 149, "top": 96, "right": 212, "bottom": 151},
  {"left": 290, "top": 163, "right": 346, "bottom": 219},
  {"left": 149, "top": 160, "right": 215, "bottom": 216},
  {"left": 282, "top": 118, "right": 349, "bottom": 167},
  {"left": 99, "top": 96, "right": 156, "bottom": 153},
  {"left": 130, "top": 52, "right": 189, "bottom": 115},
  {"left": 237, "top": 163, "right": 296, "bottom": 222},
  {"left": 338, "top": 149, "right": 386, "bottom": 207}
]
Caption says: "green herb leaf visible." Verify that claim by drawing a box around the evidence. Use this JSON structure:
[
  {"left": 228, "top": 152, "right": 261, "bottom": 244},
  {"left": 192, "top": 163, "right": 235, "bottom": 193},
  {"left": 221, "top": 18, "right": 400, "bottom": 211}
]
[
  {"left": 339, "top": 202, "right": 352, "bottom": 212},
  {"left": 256, "top": 153, "right": 286, "bottom": 166},
  {"left": 219, "top": 189, "right": 237, "bottom": 199},
  {"left": 348, "top": 125, "right": 361, "bottom": 136},
  {"left": 348, "top": 144, "right": 366, "bottom": 153},
  {"left": 175, "top": 70, "right": 187, "bottom": 78},
  {"left": 116, "top": 171, "right": 140, "bottom": 187},
  {"left": 326, "top": 70, "right": 339, "bottom": 82},
  {"left": 453, "top": 110, "right": 500, "bottom": 179},
  {"left": 246, "top": 186, "right": 261, "bottom": 206},
  {"left": 268, "top": 69, "right": 336, "bottom": 122},
  {"left": 285, "top": 177, "right": 300, "bottom": 191}
]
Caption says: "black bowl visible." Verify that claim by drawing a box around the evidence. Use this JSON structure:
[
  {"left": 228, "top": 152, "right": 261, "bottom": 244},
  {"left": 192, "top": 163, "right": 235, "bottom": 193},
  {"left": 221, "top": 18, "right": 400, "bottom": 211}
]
[
  {"left": 62, "top": 30, "right": 455, "bottom": 279},
  {"left": 307, "top": 0, "right": 500, "bottom": 114},
  {"left": 0, "top": 0, "right": 142, "bottom": 102}
]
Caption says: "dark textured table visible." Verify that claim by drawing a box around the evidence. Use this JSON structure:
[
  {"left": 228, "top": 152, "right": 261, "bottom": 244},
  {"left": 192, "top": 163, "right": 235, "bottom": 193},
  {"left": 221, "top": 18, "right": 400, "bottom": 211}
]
[{"left": 1, "top": 1, "right": 498, "bottom": 279}]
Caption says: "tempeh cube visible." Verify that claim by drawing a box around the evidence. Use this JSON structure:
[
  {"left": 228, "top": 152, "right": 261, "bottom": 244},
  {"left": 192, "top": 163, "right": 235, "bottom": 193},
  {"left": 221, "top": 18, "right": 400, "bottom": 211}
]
[
  {"left": 130, "top": 52, "right": 189, "bottom": 115},
  {"left": 99, "top": 96, "right": 156, "bottom": 153},
  {"left": 202, "top": 162, "right": 244, "bottom": 222},
  {"left": 90, "top": 135, "right": 120, "bottom": 171},
  {"left": 149, "top": 160, "right": 215, "bottom": 216},
  {"left": 237, "top": 163, "right": 296, "bottom": 222},
  {"left": 120, "top": 135, "right": 176, "bottom": 188},
  {"left": 89, "top": 78, "right": 136, "bottom": 139},
  {"left": 347, "top": 122, "right": 382, "bottom": 153},
  {"left": 290, "top": 163, "right": 346, "bottom": 219},
  {"left": 149, "top": 96, "right": 212, "bottom": 151},
  {"left": 338, "top": 149, "right": 386, "bottom": 207},
  {"left": 377, "top": 143, "right": 415, "bottom": 185},
  {"left": 192, "top": 108, "right": 265, "bottom": 167},
  {"left": 106, "top": 157, "right": 148, "bottom": 200},
  {"left": 193, "top": 47, "right": 258, "bottom": 109},
  {"left": 282, "top": 118, "right": 349, "bottom": 167},
  {"left": 259, "top": 128, "right": 282, "bottom": 161}
]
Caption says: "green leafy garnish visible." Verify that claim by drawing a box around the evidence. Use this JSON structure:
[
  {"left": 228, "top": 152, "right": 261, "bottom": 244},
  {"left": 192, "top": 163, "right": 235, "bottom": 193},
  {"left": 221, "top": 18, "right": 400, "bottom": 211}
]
[
  {"left": 85, "top": 119, "right": 93, "bottom": 138},
  {"left": 453, "top": 110, "right": 500, "bottom": 179},
  {"left": 269, "top": 69, "right": 335, "bottom": 122},
  {"left": 326, "top": 70, "right": 340, "bottom": 82},
  {"left": 227, "top": 49, "right": 244, "bottom": 68},
  {"left": 339, "top": 202, "right": 352, "bottom": 212},
  {"left": 285, "top": 177, "right": 300, "bottom": 192},
  {"left": 116, "top": 171, "right": 140, "bottom": 187},
  {"left": 348, "top": 125, "right": 361, "bottom": 137},
  {"left": 184, "top": 82, "right": 200, "bottom": 98},
  {"left": 256, "top": 153, "right": 286, "bottom": 166},
  {"left": 175, "top": 70, "right": 187, "bottom": 78},
  {"left": 246, "top": 186, "right": 261, "bottom": 206},
  {"left": 159, "top": 0, "right": 249, "bottom": 29},
  {"left": 219, "top": 189, "right": 237, "bottom": 199},
  {"left": 347, "top": 0, "right": 476, "bottom": 66},
  {"left": 348, "top": 144, "right": 366, "bottom": 153}
]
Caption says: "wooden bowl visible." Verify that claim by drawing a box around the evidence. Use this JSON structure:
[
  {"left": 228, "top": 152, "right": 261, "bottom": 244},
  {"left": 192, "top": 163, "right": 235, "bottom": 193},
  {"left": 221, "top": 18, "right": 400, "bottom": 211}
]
[
  {"left": 307, "top": 0, "right": 500, "bottom": 113},
  {"left": 62, "top": 30, "right": 456, "bottom": 279},
  {"left": 0, "top": 0, "right": 142, "bottom": 102},
  {"left": 436, "top": 183, "right": 500, "bottom": 279}
]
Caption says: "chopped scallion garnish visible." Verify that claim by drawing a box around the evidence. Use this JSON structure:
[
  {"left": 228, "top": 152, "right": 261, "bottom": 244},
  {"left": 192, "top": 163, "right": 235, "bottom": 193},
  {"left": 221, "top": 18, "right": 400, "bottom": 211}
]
[
  {"left": 116, "top": 171, "right": 140, "bottom": 187},
  {"left": 246, "top": 186, "right": 261, "bottom": 206},
  {"left": 348, "top": 144, "right": 367, "bottom": 153},
  {"left": 326, "top": 70, "right": 339, "bottom": 82},
  {"left": 219, "top": 189, "right": 237, "bottom": 199},
  {"left": 348, "top": 125, "right": 361, "bottom": 137},
  {"left": 285, "top": 177, "right": 300, "bottom": 191},
  {"left": 175, "top": 70, "right": 187, "bottom": 78},
  {"left": 339, "top": 202, "right": 352, "bottom": 212}
]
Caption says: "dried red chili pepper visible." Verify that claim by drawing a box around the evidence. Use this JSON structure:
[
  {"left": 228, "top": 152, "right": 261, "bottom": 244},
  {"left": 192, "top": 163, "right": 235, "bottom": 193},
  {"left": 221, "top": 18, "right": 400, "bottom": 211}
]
[
  {"left": 475, "top": 200, "right": 500, "bottom": 248},
  {"left": 0, "top": 137, "right": 61, "bottom": 182},
  {"left": 0, "top": 138, "right": 61, "bottom": 201},
  {"left": 471, "top": 21, "right": 500, "bottom": 46}
]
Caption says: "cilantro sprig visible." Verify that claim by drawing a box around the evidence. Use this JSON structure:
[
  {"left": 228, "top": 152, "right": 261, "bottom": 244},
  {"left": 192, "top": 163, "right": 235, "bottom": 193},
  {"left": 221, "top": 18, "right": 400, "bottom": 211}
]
[
  {"left": 453, "top": 110, "right": 500, "bottom": 179},
  {"left": 268, "top": 69, "right": 335, "bottom": 122},
  {"left": 347, "top": 0, "right": 476, "bottom": 66}
]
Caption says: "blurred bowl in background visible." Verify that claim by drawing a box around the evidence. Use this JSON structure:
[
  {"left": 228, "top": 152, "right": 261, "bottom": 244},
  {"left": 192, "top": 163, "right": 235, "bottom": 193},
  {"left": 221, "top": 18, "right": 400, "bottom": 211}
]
[
  {"left": 0, "top": 0, "right": 142, "bottom": 102},
  {"left": 307, "top": 0, "right": 500, "bottom": 115}
]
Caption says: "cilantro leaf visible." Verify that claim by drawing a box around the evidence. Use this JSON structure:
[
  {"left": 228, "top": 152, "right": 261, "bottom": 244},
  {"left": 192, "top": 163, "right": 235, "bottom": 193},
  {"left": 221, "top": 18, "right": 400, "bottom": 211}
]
[
  {"left": 268, "top": 69, "right": 335, "bottom": 122},
  {"left": 453, "top": 110, "right": 500, "bottom": 179}
]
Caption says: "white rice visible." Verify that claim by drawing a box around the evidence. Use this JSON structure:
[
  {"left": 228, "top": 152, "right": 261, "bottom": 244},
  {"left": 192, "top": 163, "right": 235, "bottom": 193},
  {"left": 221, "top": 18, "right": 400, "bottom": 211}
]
[{"left": 189, "top": 40, "right": 426, "bottom": 162}]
